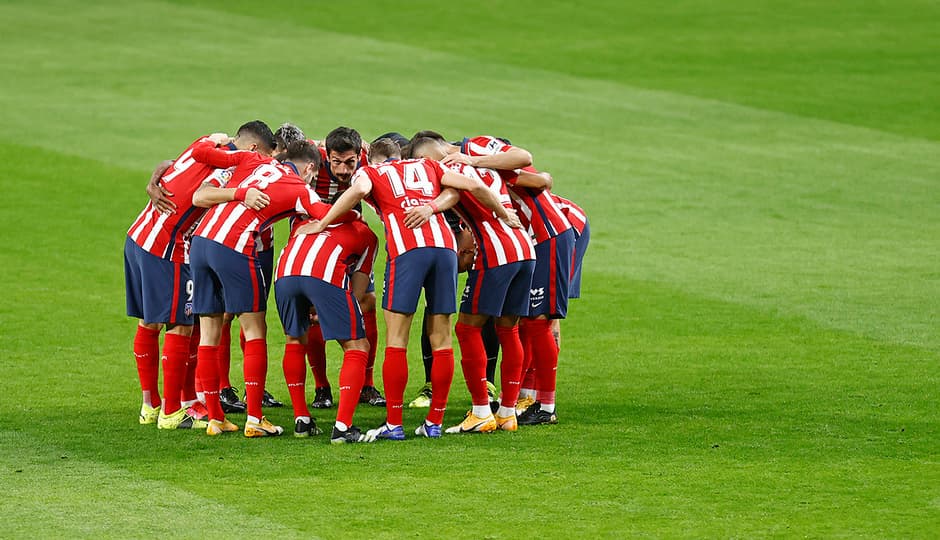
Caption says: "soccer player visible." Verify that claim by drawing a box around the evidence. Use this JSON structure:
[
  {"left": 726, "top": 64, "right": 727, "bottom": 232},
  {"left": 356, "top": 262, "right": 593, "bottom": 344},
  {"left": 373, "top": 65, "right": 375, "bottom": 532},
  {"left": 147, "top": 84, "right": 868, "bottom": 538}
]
[
  {"left": 275, "top": 215, "right": 377, "bottom": 443},
  {"left": 415, "top": 131, "right": 575, "bottom": 425},
  {"left": 189, "top": 138, "right": 340, "bottom": 437},
  {"left": 305, "top": 127, "right": 385, "bottom": 410},
  {"left": 125, "top": 124, "right": 271, "bottom": 430},
  {"left": 214, "top": 123, "right": 308, "bottom": 413},
  {"left": 410, "top": 137, "right": 536, "bottom": 433},
  {"left": 298, "top": 138, "right": 521, "bottom": 441}
]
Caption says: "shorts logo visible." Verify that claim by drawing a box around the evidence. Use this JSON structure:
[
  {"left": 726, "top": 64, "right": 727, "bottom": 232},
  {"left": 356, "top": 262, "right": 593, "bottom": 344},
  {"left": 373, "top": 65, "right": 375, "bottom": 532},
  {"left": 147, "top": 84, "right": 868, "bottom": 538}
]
[
  {"left": 530, "top": 287, "right": 545, "bottom": 308},
  {"left": 184, "top": 302, "right": 193, "bottom": 317},
  {"left": 461, "top": 284, "right": 471, "bottom": 301}
]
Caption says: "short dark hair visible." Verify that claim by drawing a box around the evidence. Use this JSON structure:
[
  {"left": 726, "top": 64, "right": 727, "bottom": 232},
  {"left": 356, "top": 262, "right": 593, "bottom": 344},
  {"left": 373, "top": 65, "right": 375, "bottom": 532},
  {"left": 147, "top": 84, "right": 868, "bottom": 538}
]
[
  {"left": 236, "top": 120, "right": 277, "bottom": 153},
  {"left": 408, "top": 136, "right": 445, "bottom": 160},
  {"left": 368, "top": 138, "right": 401, "bottom": 163},
  {"left": 325, "top": 126, "right": 362, "bottom": 155},
  {"left": 274, "top": 122, "right": 306, "bottom": 151},
  {"left": 279, "top": 140, "right": 321, "bottom": 170},
  {"left": 411, "top": 130, "right": 446, "bottom": 142},
  {"left": 373, "top": 132, "right": 410, "bottom": 148}
]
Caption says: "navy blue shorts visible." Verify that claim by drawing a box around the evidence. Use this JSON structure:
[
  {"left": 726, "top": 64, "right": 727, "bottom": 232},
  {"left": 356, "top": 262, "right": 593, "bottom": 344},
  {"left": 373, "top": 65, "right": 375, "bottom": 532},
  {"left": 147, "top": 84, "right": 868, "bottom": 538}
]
[
  {"left": 258, "top": 248, "right": 274, "bottom": 303},
  {"left": 275, "top": 276, "right": 364, "bottom": 341},
  {"left": 189, "top": 236, "right": 267, "bottom": 315},
  {"left": 383, "top": 247, "right": 457, "bottom": 315},
  {"left": 569, "top": 220, "right": 590, "bottom": 299},
  {"left": 124, "top": 237, "right": 193, "bottom": 325},
  {"left": 460, "top": 260, "right": 535, "bottom": 317},
  {"left": 529, "top": 229, "right": 575, "bottom": 319}
]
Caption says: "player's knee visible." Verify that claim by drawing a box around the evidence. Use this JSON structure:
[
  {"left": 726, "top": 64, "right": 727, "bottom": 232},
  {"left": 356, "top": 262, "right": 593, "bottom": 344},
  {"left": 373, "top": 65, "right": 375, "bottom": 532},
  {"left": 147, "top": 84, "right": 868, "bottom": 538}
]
[{"left": 357, "top": 292, "right": 376, "bottom": 313}]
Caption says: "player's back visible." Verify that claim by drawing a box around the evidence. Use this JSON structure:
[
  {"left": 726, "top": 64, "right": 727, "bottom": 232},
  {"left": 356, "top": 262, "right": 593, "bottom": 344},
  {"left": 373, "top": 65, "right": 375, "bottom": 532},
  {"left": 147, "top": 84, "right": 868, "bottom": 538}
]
[
  {"left": 446, "top": 162, "right": 535, "bottom": 268},
  {"left": 357, "top": 158, "right": 457, "bottom": 259},
  {"left": 127, "top": 136, "right": 226, "bottom": 263},
  {"left": 195, "top": 155, "right": 322, "bottom": 255},
  {"left": 277, "top": 218, "right": 378, "bottom": 288}
]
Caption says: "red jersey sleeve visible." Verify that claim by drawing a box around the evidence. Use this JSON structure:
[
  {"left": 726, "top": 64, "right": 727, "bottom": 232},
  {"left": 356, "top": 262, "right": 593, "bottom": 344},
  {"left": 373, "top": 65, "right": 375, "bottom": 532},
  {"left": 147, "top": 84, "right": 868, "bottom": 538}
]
[{"left": 191, "top": 141, "right": 249, "bottom": 169}]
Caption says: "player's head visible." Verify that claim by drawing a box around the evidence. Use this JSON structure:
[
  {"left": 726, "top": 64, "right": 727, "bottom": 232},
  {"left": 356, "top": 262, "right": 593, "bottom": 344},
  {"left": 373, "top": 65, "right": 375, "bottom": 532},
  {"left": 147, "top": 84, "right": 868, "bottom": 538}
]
[
  {"left": 273, "top": 122, "right": 306, "bottom": 154},
  {"left": 234, "top": 120, "right": 277, "bottom": 156},
  {"left": 325, "top": 126, "right": 363, "bottom": 183},
  {"left": 279, "top": 140, "right": 322, "bottom": 184},
  {"left": 411, "top": 130, "right": 447, "bottom": 143},
  {"left": 373, "top": 132, "right": 410, "bottom": 149},
  {"left": 409, "top": 136, "right": 448, "bottom": 161},
  {"left": 367, "top": 137, "right": 401, "bottom": 165}
]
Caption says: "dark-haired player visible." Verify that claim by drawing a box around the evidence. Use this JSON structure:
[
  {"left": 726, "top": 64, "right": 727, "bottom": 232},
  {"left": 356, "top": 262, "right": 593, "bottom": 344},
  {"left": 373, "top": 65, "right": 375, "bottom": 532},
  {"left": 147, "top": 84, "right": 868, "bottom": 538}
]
[
  {"left": 410, "top": 137, "right": 536, "bottom": 433},
  {"left": 298, "top": 138, "right": 520, "bottom": 441},
  {"left": 190, "top": 139, "right": 344, "bottom": 437},
  {"left": 305, "top": 127, "right": 385, "bottom": 410},
  {"left": 126, "top": 122, "right": 274, "bottom": 430},
  {"left": 275, "top": 214, "right": 377, "bottom": 443}
]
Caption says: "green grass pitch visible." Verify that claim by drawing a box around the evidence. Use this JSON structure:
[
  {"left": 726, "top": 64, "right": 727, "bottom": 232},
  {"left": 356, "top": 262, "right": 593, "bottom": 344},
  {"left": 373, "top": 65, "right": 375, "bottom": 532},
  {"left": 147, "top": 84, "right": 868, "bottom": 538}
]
[{"left": 1, "top": 1, "right": 938, "bottom": 537}]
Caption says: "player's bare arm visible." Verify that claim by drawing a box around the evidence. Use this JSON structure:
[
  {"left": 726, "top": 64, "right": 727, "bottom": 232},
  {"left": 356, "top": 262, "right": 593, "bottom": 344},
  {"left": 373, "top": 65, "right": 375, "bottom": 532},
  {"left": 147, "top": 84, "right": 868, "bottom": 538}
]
[
  {"left": 297, "top": 175, "right": 372, "bottom": 235},
  {"left": 442, "top": 146, "right": 532, "bottom": 170},
  {"left": 146, "top": 159, "right": 175, "bottom": 214},
  {"left": 192, "top": 184, "right": 269, "bottom": 210},
  {"left": 442, "top": 171, "right": 522, "bottom": 228},
  {"left": 513, "top": 170, "right": 553, "bottom": 191},
  {"left": 402, "top": 188, "right": 460, "bottom": 229}
]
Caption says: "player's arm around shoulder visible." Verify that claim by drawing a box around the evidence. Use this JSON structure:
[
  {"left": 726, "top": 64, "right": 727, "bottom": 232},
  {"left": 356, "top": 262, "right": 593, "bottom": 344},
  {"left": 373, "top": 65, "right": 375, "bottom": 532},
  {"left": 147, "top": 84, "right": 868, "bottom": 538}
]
[{"left": 192, "top": 182, "right": 269, "bottom": 210}]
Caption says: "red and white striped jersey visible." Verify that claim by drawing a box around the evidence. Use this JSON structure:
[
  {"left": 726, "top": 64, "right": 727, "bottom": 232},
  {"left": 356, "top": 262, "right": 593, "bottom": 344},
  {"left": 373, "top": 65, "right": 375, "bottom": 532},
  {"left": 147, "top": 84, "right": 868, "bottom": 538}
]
[
  {"left": 126, "top": 136, "right": 226, "bottom": 263},
  {"left": 276, "top": 218, "right": 378, "bottom": 288},
  {"left": 313, "top": 146, "right": 368, "bottom": 202},
  {"left": 446, "top": 163, "right": 535, "bottom": 269},
  {"left": 354, "top": 158, "right": 457, "bottom": 260},
  {"left": 191, "top": 148, "right": 334, "bottom": 256},
  {"left": 552, "top": 194, "right": 588, "bottom": 235},
  {"left": 458, "top": 136, "right": 573, "bottom": 243}
]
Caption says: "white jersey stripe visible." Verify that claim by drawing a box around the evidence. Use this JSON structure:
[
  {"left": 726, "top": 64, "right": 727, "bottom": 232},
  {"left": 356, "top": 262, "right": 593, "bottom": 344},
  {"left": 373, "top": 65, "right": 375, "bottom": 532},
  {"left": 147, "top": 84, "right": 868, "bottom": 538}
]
[
  {"left": 428, "top": 214, "right": 445, "bottom": 247},
  {"left": 387, "top": 214, "right": 407, "bottom": 257},
  {"left": 234, "top": 217, "right": 258, "bottom": 252},
  {"left": 502, "top": 220, "right": 527, "bottom": 261},
  {"left": 213, "top": 204, "right": 246, "bottom": 244},
  {"left": 141, "top": 211, "right": 171, "bottom": 251},
  {"left": 301, "top": 234, "right": 328, "bottom": 276},
  {"left": 481, "top": 221, "right": 508, "bottom": 266},
  {"left": 199, "top": 206, "right": 223, "bottom": 241},
  {"left": 128, "top": 207, "right": 152, "bottom": 242},
  {"left": 322, "top": 245, "right": 343, "bottom": 284},
  {"left": 281, "top": 239, "right": 303, "bottom": 279}
]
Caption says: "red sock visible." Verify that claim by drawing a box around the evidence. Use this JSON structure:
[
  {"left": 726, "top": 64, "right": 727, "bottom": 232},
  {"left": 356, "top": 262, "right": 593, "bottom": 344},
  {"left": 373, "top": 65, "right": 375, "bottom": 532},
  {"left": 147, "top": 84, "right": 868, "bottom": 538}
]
[
  {"left": 160, "top": 333, "right": 189, "bottom": 415},
  {"left": 496, "top": 324, "right": 524, "bottom": 409},
  {"left": 305, "top": 323, "right": 330, "bottom": 389},
  {"left": 282, "top": 343, "right": 310, "bottom": 419},
  {"left": 243, "top": 338, "right": 268, "bottom": 419},
  {"left": 218, "top": 322, "right": 232, "bottom": 389},
  {"left": 529, "top": 319, "right": 558, "bottom": 405},
  {"left": 337, "top": 349, "right": 368, "bottom": 427},
  {"left": 196, "top": 345, "right": 223, "bottom": 420},
  {"left": 455, "top": 322, "right": 488, "bottom": 406},
  {"left": 382, "top": 347, "right": 409, "bottom": 425},
  {"left": 133, "top": 325, "right": 161, "bottom": 407},
  {"left": 363, "top": 310, "right": 378, "bottom": 387},
  {"left": 181, "top": 326, "right": 199, "bottom": 403},
  {"left": 518, "top": 319, "right": 537, "bottom": 389},
  {"left": 428, "top": 348, "right": 455, "bottom": 425}
]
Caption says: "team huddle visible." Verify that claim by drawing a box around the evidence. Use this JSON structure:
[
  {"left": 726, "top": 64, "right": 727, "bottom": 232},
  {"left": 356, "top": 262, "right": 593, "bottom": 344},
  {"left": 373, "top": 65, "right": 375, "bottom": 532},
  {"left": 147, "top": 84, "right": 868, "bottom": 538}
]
[{"left": 124, "top": 121, "right": 589, "bottom": 443}]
